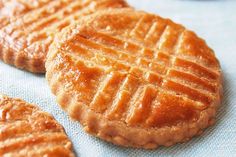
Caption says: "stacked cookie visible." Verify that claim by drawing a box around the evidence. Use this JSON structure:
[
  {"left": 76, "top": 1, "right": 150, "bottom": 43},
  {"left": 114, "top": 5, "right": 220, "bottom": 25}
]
[{"left": 0, "top": 0, "right": 222, "bottom": 155}]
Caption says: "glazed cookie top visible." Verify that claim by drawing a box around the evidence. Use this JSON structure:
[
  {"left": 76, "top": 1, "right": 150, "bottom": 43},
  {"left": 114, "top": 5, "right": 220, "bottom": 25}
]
[
  {"left": 0, "top": 0, "right": 129, "bottom": 73},
  {"left": 0, "top": 95, "right": 75, "bottom": 156},
  {"left": 0, "top": 0, "right": 52, "bottom": 28},
  {"left": 46, "top": 9, "right": 222, "bottom": 128}
]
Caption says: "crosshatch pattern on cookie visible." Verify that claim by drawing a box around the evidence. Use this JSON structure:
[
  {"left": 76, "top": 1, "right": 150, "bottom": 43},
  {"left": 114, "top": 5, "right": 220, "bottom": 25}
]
[{"left": 0, "top": 0, "right": 129, "bottom": 73}]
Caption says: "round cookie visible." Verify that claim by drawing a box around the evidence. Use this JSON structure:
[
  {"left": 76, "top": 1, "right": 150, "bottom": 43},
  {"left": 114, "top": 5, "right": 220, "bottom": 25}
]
[
  {"left": 46, "top": 9, "right": 222, "bottom": 149},
  {"left": 0, "top": 95, "right": 75, "bottom": 156},
  {"left": 0, "top": 0, "right": 129, "bottom": 73}
]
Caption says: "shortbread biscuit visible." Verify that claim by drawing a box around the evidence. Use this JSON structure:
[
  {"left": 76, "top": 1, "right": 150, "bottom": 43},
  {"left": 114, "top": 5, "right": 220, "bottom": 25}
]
[
  {"left": 46, "top": 9, "right": 222, "bottom": 149},
  {"left": 0, "top": 0, "right": 129, "bottom": 73},
  {"left": 0, "top": 95, "right": 75, "bottom": 157},
  {"left": 0, "top": 0, "right": 51, "bottom": 21}
]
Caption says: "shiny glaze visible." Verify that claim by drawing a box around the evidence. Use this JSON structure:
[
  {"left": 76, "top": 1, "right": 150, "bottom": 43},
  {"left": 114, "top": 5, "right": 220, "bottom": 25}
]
[
  {"left": 0, "top": 95, "right": 75, "bottom": 157},
  {"left": 48, "top": 9, "right": 221, "bottom": 128}
]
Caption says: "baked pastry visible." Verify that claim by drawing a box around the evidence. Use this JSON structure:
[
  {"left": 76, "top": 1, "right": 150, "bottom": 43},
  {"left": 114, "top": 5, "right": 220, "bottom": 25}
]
[
  {"left": 0, "top": 0, "right": 129, "bottom": 73},
  {"left": 0, "top": 0, "right": 52, "bottom": 20},
  {"left": 46, "top": 9, "right": 222, "bottom": 149},
  {"left": 0, "top": 94, "right": 75, "bottom": 157}
]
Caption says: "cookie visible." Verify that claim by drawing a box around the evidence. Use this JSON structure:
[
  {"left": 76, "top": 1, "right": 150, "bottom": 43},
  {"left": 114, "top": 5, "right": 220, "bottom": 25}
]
[
  {"left": 0, "top": 95, "right": 75, "bottom": 157},
  {"left": 46, "top": 9, "right": 222, "bottom": 149},
  {"left": 0, "top": 0, "right": 129, "bottom": 73},
  {"left": 0, "top": 0, "right": 51, "bottom": 21}
]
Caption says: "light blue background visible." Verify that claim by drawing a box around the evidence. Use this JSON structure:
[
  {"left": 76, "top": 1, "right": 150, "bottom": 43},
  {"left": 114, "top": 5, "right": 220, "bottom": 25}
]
[{"left": 0, "top": 0, "right": 236, "bottom": 156}]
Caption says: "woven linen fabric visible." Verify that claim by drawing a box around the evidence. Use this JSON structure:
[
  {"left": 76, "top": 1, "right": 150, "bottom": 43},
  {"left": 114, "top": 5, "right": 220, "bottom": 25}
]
[{"left": 0, "top": 0, "right": 235, "bottom": 156}]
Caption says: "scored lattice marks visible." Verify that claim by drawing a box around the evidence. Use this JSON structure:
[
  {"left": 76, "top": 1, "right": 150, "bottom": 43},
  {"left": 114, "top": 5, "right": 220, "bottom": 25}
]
[
  {"left": 0, "top": 96, "right": 74, "bottom": 156},
  {"left": 2, "top": 0, "right": 128, "bottom": 41},
  {"left": 123, "top": 15, "right": 219, "bottom": 125},
  {"left": 0, "top": 0, "right": 127, "bottom": 72},
  {"left": 126, "top": 14, "right": 218, "bottom": 67},
  {"left": 72, "top": 27, "right": 218, "bottom": 94},
  {"left": 56, "top": 22, "right": 219, "bottom": 127},
  {"left": 127, "top": 14, "right": 187, "bottom": 98},
  {"left": 74, "top": 26, "right": 218, "bottom": 79},
  {"left": 45, "top": 9, "right": 222, "bottom": 148},
  {"left": 0, "top": 0, "right": 52, "bottom": 28},
  {"left": 1, "top": 0, "right": 92, "bottom": 52},
  {"left": 117, "top": 14, "right": 219, "bottom": 94},
  {"left": 78, "top": 17, "right": 219, "bottom": 79}
]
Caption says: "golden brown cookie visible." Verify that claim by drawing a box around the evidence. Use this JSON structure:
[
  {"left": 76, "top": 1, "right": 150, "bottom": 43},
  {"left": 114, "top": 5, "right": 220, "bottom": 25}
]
[
  {"left": 0, "top": 0, "right": 129, "bottom": 73},
  {"left": 46, "top": 9, "right": 222, "bottom": 149},
  {"left": 0, "top": 0, "right": 51, "bottom": 19},
  {"left": 0, "top": 95, "right": 75, "bottom": 157}
]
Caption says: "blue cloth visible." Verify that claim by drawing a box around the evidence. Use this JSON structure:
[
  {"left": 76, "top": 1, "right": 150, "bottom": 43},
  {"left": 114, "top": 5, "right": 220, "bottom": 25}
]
[{"left": 0, "top": 0, "right": 235, "bottom": 156}]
